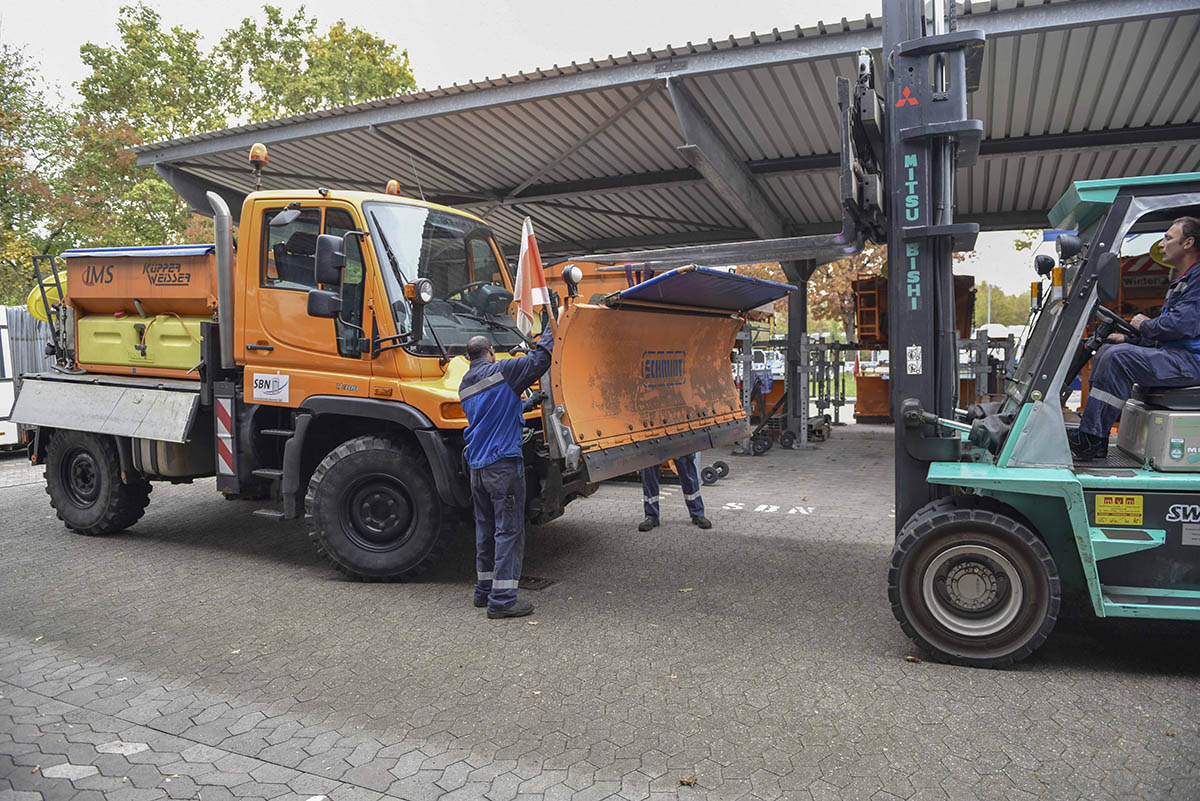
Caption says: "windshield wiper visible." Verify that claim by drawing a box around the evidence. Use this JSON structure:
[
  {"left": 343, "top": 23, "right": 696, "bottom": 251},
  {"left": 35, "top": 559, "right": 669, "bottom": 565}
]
[
  {"left": 452, "top": 312, "right": 532, "bottom": 344},
  {"left": 370, "top": 211, "right": 450, "bottom": 364}
]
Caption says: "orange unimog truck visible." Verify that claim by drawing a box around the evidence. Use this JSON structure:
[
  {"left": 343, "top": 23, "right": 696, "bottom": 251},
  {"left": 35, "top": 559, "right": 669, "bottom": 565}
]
[{"left": 14, "top": 166, "right": 790, "bottom": 580}]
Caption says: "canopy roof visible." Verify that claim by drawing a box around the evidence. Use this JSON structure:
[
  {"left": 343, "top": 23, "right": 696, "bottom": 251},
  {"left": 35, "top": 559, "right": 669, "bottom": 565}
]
[{"left": 136, "top": 0, "right": 1200, "bottom": 258}]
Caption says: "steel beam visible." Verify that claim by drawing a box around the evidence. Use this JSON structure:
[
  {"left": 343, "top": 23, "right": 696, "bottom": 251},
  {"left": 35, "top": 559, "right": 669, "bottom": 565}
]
[
  {"left": 506, "top": 82, "right": 662, "bottom": 199},
  {"left": 155, "top": 164, "right": 248, "bottom": 222},
  {"left": 667, "top": 78, "right": 787, "bottom": 239}
]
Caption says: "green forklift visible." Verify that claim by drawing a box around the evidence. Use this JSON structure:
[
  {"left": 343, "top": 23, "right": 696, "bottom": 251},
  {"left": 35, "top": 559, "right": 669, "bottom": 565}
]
[{"left": 889, "top": 172, "right": 1200, "bottom": 667}]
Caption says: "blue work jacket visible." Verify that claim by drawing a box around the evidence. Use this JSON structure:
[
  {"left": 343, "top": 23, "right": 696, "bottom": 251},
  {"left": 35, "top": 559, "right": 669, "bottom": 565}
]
[
  {"left": 1135, "top": 260, "right": 1200, "bottom": 357},
  {"left": 459, "top": 326, "right": 554, "bottom": 470}
]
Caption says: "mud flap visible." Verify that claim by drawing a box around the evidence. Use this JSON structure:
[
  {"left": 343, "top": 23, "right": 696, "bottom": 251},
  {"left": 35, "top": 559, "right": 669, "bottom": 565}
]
[{"left": 546, "top": 266, "right": 794, "bottom": 483}]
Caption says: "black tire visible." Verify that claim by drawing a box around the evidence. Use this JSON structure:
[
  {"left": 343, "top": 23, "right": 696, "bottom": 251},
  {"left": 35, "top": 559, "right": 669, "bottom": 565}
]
[
  {"left": 701, "top": 466, "right": 718, "bottom": 486},
  {"left": 888, "top": 496, "right": 1060, "bottom": 668},
  {"left": 713, "top": 460, "right": 730, "bottom": 478},
  {"left": 44, "top": 430, "right": 151, "bottom": 536},
  {"left": 305, "top": 435, "right": 453, "bottom": 581},
  {"left": 751, "top": 435, "right": 772, "bottom": 456},
  {"left": 779, "top": 430, "right": 797, "bottom": 449}
]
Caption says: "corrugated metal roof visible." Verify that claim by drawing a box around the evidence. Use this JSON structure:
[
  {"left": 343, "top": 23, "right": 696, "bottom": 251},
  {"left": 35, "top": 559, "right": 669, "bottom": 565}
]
[{"left": 137, "top": 0, "right": 1200, "bottom": 256}]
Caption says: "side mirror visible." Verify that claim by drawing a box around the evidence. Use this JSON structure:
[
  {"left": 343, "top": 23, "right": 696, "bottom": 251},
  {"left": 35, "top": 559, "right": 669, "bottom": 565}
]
[
  {"left": 307, "top": 288, "right": 342, "bottom": 318},
  {"left": 314, "top": 234, "right": 345, "bottom": 285},
  {"left": 1056, "top": 232, "right": 1082, "bottom": 262},
  {"left": 1033, "top": 254, "right": 1055, "bottom": 277},
  {"left": 1096, "top": 252, "right": 1120, "bottom": 302}
]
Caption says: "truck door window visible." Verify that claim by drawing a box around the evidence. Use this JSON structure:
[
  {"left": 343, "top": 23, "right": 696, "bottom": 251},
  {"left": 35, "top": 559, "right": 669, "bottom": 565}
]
[
  {"left": 325, "top": 209, "right": 367, "bottom": 359},
  {"left": 262, "top": 208, "right": 321, "bottom": 290},
  {"left": 469, "top": 237, "right": 503, "bottom": 283}
]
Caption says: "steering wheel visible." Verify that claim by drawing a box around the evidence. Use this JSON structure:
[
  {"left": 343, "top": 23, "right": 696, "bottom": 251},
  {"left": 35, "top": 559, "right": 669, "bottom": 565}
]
[
  {"left": 1060, "top": 304, "right": 1139, "bottom": 404},
  {"left": 1094, "top": 304, "right": 1138, "bottom": 338},
  {"left": 445, "top": 280, "right": 496, "bottom": 313}
]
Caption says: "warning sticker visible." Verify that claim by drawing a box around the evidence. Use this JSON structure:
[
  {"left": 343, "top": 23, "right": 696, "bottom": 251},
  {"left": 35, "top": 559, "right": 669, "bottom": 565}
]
[
  {"left": 906, "top": 345, "right": 922, "bottom": 375},
  {"left": 1095, "top": 494, "right": 1143, "bottom": 526}
]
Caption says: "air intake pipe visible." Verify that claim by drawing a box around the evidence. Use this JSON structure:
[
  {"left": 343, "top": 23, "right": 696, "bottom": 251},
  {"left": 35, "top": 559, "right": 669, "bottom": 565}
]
[{"left": 206, "top": 192, "right": 235, "bottom": 370}]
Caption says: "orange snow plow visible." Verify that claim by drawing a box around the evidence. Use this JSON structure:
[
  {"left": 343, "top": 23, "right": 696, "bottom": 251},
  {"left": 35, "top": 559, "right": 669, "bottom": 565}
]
[{"left": 545, "top": 265, "right": 794, "bottom": 482}]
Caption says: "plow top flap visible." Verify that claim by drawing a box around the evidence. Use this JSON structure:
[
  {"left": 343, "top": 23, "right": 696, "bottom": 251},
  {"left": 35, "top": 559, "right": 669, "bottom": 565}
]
[{"left": 605, "top": 266, "right": 796, "bottom": 312}]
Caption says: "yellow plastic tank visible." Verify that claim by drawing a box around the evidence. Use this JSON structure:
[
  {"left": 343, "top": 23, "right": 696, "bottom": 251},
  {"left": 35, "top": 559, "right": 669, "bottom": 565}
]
[{"left": 76, "top": 314, "right": 207, "bottom": 372}]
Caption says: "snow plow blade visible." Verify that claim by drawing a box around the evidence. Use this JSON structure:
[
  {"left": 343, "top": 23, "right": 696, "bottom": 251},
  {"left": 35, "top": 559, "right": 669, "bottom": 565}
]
[{"left": 546, "top": 266, "right": 794, "bottom": 483}]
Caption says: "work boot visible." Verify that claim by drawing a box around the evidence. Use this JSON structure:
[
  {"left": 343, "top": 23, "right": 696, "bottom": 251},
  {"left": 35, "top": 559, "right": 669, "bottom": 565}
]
[
  {"left": 472, "top": 594, "right": 487, "bottom": 608},
  {"left": 1069, "top": 431, "right": 1109, "bottom": 460},
  {"left": 487, "top": 599, "right": 534, "bottom": 619},
  {"left": 691, "top": 515, "right": 713, "bottom": 530},
  {"left": 638, "top": 516, "right": 659, "bottom": 532}
]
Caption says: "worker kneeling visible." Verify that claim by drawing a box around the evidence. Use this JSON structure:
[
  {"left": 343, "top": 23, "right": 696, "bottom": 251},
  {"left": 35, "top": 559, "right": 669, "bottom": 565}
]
[
  {"left": 1072, "top": 217, "right": 1200, "bottom": 459},
  {"left": 460, "top": 324, "right": 553, "bottom": 618}
]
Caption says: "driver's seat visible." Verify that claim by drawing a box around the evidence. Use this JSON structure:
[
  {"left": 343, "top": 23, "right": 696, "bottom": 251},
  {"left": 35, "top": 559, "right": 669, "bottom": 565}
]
[{"left": 1130, "top": 384, "right": 1200, "bottom": 411}]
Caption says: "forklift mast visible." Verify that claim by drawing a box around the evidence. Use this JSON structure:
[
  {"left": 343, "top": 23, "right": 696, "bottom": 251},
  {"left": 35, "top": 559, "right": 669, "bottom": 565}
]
[{"left": 876, "top": 0, "right": 985, "bottom": 530}]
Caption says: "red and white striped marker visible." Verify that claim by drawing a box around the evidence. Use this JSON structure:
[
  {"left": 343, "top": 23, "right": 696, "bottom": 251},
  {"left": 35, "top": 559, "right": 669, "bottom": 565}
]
[{"left": 215, "top": 398, "right": 235, "bottom": 475}]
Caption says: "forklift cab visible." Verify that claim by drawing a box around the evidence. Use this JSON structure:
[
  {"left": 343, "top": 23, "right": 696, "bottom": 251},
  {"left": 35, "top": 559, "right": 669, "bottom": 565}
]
[{"left": 890, "top": 173, "right": 1200, "bottom": 670}]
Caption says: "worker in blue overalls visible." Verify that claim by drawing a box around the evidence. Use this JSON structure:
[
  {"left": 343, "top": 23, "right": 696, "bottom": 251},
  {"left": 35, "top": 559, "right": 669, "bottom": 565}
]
[
  {"left": 459, "top": 321, "right": 553, "bottom": 618},
  {"left": 638, "top": 454, "right": 712, "bottom": 531},
  {"left": 1071, "top": 217, "right": 1200, "bottom": 459}
]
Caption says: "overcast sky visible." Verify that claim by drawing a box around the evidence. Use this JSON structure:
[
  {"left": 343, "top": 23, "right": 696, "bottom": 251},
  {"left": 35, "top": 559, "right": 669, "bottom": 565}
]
[{"left": 0, "top": 0, "right": 1049, "bottom": 296}]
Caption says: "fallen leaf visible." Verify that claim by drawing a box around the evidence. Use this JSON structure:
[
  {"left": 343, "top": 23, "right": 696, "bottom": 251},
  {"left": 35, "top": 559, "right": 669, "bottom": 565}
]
[
  {"left": 680, "top": 775, "right": 697, "bottom": 786},
  {"left": 904, "top": 655, "right": 922, "bottom": 663},
  {"left": 669, "top": 675, "right": 678, "bottom": 679},
  {"left": 230, "top": 649, "right": 241, "bottom": 654},
  {"left": 1167, "top": 732, "right": 1176, "bottom": 737},
  {"left": 678, "top": 588, "right": 693, "bottom": 593},
  {"left": 527, "top": 621, "right": 539, "bottom": 626}
]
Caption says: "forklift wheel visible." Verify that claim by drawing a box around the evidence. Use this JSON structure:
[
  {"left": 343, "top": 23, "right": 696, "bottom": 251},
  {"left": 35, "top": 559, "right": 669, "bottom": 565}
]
[
  {"left": 751, "top": 436, "right": 772, "bottom": 456},
  {"left": 701, "top": 466, "right": 719, "bottom": 486},
  {"left": 888, "top": 497, "right": 1060, "bottom": 669},
  {"left": 713, "top": 460, "right": 730, "bottom": 479},
  {"left": 779, "top": 430, "right": 797, "bottom": 449}
]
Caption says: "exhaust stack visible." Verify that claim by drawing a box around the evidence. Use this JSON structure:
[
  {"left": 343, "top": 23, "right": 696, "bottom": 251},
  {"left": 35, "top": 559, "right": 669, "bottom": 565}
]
[{"left": 206, "top": 191, "right": 235, "bottom": 370}]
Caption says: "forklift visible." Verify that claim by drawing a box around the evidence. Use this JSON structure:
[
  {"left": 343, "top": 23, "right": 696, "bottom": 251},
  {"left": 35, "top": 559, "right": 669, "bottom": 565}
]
[{"left": 574, "top": 0, "right": 1200, "bottom": 666}]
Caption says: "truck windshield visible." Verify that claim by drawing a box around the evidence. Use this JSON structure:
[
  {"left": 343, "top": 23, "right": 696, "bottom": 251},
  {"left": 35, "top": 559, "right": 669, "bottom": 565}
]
[{"left": 364, "top": 201, "right": 525, "bottom": 355}]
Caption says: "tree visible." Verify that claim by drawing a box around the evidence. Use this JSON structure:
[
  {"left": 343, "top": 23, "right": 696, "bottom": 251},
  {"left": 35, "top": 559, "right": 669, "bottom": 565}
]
[
  {"left": 975, "top": 281, "right": 1032, "bottom": 326},
  {"left": 0, "top": 44, "right": 77, "bottom": 304},
  {"left": 220, "top": 5, "right": 418, "bottom": 120},
  {"left": 807, "top": 242, "right": 887, "bottom": 339},
  {"left": 0, "top": 2, "right": 423, "bottom": 305}
]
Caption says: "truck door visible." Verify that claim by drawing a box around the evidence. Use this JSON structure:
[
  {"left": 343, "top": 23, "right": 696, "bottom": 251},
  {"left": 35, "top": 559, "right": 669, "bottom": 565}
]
[{"left": 241, "top": 203, "right": 373, "bottom": 405}]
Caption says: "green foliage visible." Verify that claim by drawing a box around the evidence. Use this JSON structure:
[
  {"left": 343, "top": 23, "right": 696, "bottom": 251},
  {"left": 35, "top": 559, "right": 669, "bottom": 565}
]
[
  {"left": 78, "top": 4, "right": 239, "bottom": 142},
  {"left": 1012, "top": 230, "right": 1040, "bottom": 252},
  {"left": 221, "top": 6, "right": 417, "bottom": 120},
  {"left": 976, "top": 281, "right": 1033, "bottom": 326},
  {"left": 0, "top": 2, "right": 418, "bottom": 306}
]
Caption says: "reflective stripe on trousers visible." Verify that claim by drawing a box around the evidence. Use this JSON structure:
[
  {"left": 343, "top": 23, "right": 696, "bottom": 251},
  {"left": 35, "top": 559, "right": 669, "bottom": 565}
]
[
  {"left": 471, "top": 456, "right": 527, "bottom": 610},
  {"left": 641, "top": 453, "right": 705, "bottom": 519}
]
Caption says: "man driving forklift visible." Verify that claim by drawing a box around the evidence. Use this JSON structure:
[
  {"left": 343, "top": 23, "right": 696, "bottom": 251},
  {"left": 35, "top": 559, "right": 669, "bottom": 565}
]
[{"left": 1070, "top": 217, "right": 1200, "bottom": 459}]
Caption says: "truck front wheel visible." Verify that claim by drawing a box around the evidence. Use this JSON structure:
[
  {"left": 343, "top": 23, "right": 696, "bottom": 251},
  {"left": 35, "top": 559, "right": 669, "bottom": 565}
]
[
  {"left": 45, "top": 430, "right": 152, "bottom": 535},
  {"left": 305, "top": 435, "right": 453, "bottom": 581},
  {"left": 888, "top": 497, "right": 1060, "bottom": 668}
]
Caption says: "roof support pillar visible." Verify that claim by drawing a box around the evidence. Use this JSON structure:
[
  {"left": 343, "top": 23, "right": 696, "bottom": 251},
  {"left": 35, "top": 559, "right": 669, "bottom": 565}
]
[{"left": 667, "top": 77, "right": 787, "bottom": 240}]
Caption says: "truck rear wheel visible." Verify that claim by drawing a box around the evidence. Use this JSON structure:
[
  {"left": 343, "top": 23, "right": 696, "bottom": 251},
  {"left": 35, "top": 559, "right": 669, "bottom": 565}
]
[
  {"left": 45, "top": 430, "right": 152, "bottom": 535},
  {"left": 888, "top": 497, "right": 1060, "bottom": 668},
  {"left": 305, "top": 435, "right": 453, "bottom": 581}
]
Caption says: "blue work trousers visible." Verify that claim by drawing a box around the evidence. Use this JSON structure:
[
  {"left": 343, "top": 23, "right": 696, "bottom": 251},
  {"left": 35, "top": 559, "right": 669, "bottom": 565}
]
[
  {"left": 1081, "top": 343, "right": 1200, "bottom": 436},
  {"left": 641, "top": 454, "right": 705, "bottom": 519},
  {"left": 471, "top": 456, "right": 526, "bottom": 611}
]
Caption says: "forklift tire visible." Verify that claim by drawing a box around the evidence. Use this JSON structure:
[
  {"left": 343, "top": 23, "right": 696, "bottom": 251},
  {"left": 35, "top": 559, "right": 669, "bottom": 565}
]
[
  {"left": 713, "top": 460, "right": 730, "bottom": 479},
  {"left": 306, "top": 435, "right": 453, "bottom": 581},
  {"left": 701, "top": 466, "right": 719, "bottom": 486},
  {"left": 888, "top": 497, "right": 1060, "bottom": 669},
  {"left": 45, "top": 430, "right": 152, "bottom": 536}
]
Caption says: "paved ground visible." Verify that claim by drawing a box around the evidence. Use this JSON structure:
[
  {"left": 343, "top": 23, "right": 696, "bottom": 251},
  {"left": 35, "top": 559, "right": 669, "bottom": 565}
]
[{"left": 1, "top": 424, "right": 1197, "bottom": 801}]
